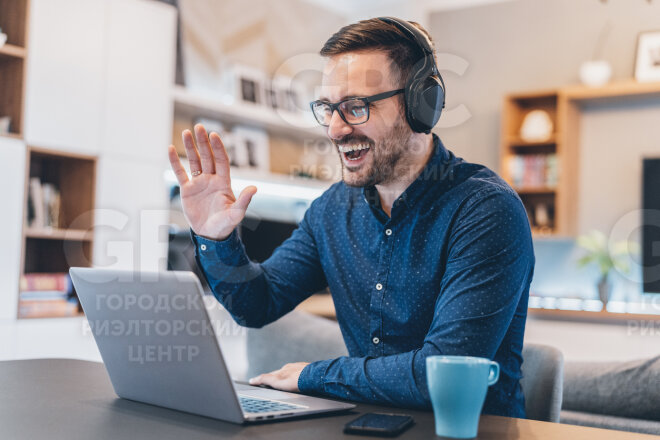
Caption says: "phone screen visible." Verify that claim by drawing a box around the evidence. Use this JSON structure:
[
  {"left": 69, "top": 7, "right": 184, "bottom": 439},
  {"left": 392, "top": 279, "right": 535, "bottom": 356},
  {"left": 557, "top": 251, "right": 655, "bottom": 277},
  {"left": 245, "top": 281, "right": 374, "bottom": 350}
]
[{"left": 344, "top": 413, "right": 414, "bottom": 436}]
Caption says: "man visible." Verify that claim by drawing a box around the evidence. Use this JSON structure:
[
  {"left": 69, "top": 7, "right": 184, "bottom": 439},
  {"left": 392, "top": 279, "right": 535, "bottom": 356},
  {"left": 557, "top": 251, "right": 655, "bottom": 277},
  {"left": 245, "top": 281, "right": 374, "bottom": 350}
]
[{"left": 167, "top": 18, "right": 534, "bottom": 418}]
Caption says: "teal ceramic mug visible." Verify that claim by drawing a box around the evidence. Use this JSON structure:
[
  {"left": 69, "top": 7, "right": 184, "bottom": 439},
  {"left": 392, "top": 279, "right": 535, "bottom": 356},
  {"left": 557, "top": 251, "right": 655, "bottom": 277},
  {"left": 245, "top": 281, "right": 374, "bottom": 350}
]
[{"left": 426, "top": 356, "right": 500, "bottom": 439}]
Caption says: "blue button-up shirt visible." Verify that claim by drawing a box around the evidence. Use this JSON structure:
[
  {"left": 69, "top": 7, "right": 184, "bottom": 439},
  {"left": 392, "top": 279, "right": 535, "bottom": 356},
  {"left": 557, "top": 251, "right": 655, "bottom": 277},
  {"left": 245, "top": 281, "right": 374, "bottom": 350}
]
[{"left": 193, "top": 135, "right": 534, "bottom": 418}]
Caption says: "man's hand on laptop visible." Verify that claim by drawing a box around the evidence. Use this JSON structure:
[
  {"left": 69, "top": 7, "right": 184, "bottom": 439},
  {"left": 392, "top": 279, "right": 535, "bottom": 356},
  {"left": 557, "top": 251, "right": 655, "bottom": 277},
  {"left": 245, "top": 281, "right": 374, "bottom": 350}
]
[
  {"left": 248, "top": 362, "right": 310, "bottom": 392},
  {"left": 168, "top": 124, "right": 257, "bottom": 241}
]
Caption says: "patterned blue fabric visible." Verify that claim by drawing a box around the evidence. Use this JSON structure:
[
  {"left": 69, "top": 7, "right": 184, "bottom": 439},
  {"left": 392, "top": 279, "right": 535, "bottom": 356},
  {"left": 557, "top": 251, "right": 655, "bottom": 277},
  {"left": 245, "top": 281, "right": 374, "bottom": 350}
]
[{"left": 193, "top": 135, "right": 534, "bottom": 417}]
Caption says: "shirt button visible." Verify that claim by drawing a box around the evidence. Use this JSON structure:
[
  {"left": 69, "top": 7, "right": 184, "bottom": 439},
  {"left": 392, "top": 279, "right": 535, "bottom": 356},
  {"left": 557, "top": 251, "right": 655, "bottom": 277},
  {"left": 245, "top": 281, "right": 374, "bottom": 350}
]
[
  {"left": 375, "top": 283, "right": 383, "bottom": 291},
  {"left": 372, "top": 337, "right": 380, "bottom": 345},
  {"left": 385, "top": 229, "right": 392, "bottom": 236},
  {"left": 200, "top": 244, "right": 207, "bottom": 251}
]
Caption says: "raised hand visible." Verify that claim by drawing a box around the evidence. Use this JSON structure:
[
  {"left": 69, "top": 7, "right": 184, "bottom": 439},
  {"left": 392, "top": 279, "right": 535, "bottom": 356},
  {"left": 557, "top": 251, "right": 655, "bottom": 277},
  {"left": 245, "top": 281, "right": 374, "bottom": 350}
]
[{"left": 168, "top": 124, "right": 257, "bottom": 241}]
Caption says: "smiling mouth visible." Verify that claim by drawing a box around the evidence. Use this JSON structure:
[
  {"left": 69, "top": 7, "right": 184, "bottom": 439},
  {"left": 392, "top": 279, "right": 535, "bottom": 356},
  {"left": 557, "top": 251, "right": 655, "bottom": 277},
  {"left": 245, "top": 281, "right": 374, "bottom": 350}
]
[{"left": 338, "top": 143, "right": 371, "bottom": 162}]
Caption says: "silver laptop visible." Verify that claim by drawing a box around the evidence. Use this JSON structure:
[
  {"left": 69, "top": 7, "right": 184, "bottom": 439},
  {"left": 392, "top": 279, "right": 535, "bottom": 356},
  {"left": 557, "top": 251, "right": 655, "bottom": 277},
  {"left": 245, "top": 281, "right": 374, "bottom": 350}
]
[{"left": 69, "top": 267, "right": 355, "bottom": 423}]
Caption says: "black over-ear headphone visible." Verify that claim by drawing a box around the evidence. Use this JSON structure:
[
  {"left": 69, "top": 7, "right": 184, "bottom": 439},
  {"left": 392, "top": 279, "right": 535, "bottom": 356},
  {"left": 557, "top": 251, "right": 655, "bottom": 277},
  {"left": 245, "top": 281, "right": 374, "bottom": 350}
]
[{"left": 378, "top": 17, "right": 446, "bottom": 134}]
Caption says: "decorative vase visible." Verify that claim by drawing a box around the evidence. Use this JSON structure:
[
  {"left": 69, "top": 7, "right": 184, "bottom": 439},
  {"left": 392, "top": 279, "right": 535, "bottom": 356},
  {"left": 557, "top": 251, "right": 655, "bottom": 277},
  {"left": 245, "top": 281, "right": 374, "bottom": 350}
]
[
  {"left": 579, "top": 60, "right": 612, "bottom": 87},
  {"left": 519, "top": 110, "right": 553, "bottom": 142},
  {"left": 597, "top": 274, "right": 611, "bottom": 309}
]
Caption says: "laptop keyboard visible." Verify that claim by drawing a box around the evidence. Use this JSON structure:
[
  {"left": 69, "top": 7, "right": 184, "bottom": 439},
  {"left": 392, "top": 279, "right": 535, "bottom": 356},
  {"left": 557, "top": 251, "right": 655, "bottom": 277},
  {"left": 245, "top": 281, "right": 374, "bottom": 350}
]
[{"left": 239, "top": 396, "right": 306, "bottom": 413}]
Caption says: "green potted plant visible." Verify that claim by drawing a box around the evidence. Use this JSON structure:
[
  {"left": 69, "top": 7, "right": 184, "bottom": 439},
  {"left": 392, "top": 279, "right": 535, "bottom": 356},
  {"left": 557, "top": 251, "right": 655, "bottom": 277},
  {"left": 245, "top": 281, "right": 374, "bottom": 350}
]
[{"left": 576, "top": 230, "right": 637, "bottom": 309}]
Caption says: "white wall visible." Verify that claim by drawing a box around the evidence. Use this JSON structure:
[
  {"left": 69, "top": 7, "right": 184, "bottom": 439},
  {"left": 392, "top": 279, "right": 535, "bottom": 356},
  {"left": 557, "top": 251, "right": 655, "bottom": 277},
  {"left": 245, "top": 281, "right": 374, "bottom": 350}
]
[{"left": 578, "top": 101, "right": 660, "bottom": 239}]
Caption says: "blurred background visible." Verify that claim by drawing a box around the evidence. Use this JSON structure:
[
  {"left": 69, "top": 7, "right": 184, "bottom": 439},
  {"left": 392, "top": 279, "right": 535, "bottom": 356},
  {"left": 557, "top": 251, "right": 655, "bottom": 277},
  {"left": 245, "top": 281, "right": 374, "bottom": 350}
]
[{"left": 0, "top": 0, "right": 659, "bottom": 376}]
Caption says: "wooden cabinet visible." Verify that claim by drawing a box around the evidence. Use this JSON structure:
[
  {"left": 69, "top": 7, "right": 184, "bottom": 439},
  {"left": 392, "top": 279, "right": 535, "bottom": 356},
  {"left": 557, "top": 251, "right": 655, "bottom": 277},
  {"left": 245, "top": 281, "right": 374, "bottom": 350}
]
[
  {"left": 501, "top": 80, "right": 660, "bottom": 238},
  {"left": 19, "top": 147, "right": 97, "bottom": 318},
  {"left": 0, "top": 0, "right": 29, "bottom": 138},
  {"left": 500, "top": 90, "right": 565, "bottom": 237}
]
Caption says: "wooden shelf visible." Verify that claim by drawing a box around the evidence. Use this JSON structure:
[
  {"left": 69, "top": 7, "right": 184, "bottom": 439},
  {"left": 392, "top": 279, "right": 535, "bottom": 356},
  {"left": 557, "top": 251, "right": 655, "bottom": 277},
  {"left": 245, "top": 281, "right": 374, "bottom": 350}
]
[
  {"left": 502, "top": 79, "right": 660, "bottom": 238},
  {"left": 561, "top": 79, "right": 660, "bottom": 103},
  {"left": 505, "top": 135, "right": 557, "bottom": 147},
  {"left": 529, "top": 307, "right": 660, "bottom": 323},
  {"left": 0, "top": 44, "right": 26, "bottom": 59},
  {"left": 514, "top": 186, "right": 557, "bottom": 194},
  {"left": 172, "top": 85, "right": 325, "bottom": 141},
  {"left": 0, "top": 132, "right": 23, "bottom": 140},
  {"left": 0, "top": 1, "right": 29, "bottom": 139},
  {"left": 296, "top": 293, "right": 660, "bottom": 324},
  {"left": 24, "top": 227, "right": 93, "bottom": 241},
  {"left": 18, "top": 306, "right": 83, "bottom": 320},
  {"left": 296, "top": 293, "right": 336, "bottom": 320},
  {"left": 531, "top": 228, "right": 556, "bottom": 238}
]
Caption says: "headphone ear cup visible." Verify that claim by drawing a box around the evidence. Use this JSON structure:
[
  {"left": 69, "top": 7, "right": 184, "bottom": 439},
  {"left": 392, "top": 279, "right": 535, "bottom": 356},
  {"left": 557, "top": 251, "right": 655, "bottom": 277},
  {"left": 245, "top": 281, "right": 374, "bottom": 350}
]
[{"left": 408, "top": 76, "right": 444, "bottom": 134}]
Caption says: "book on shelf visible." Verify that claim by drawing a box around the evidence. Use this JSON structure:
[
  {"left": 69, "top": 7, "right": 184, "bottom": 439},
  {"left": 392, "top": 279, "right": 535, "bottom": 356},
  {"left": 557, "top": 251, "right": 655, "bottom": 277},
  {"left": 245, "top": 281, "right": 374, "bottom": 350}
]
[
  {"left": 27, "top": 178, "right": 61, "bottom": 229},
  {"left": 18, "top": 273, "right": 79, "bottom": 318},
  {"left": 20, "top": 272, "right": 72, "bottom": 292},
  {"left": 507, "top": 154, "right": 559, "bottom": 189},
  {"left": 18, "top": 298, "right": 80, "bottom": 318}
]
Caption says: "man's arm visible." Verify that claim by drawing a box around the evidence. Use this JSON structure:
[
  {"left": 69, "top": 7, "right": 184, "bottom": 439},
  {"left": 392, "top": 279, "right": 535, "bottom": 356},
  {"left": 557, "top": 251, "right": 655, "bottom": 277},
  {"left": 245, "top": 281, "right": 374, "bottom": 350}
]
[
  {"left": 168, "top": 124, "right": 328, "bottom": 328},
  {"left": 255, "top": 189, "right": 534, "bottom": 408},
  {"left": 193, "top": 196, "right": 328, "bottom": 328}
]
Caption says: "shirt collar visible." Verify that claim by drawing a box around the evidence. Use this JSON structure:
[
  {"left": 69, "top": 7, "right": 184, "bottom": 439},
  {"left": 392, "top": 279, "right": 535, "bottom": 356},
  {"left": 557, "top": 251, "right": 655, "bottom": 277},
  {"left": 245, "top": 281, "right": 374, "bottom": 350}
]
[{"left": 362, "top": 134, "right": 455, "bottom": 214}]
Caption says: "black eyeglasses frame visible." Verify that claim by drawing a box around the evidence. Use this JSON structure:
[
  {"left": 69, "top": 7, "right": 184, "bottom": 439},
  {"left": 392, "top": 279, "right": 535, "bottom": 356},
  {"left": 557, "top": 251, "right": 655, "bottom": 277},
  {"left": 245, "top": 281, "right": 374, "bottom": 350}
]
[{"left": 309, "top": 88, "right": 405, "bottom": 126}]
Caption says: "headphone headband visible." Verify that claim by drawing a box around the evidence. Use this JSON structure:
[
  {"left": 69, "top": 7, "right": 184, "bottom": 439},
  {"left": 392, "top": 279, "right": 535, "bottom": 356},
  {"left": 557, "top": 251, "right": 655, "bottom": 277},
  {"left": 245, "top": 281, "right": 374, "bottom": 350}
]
[
  {"left": 376, "top": 17, "right": 445, "bottom": 133},
  {"left": 379, "top": 17, "right": 434, "bottom": 59}
]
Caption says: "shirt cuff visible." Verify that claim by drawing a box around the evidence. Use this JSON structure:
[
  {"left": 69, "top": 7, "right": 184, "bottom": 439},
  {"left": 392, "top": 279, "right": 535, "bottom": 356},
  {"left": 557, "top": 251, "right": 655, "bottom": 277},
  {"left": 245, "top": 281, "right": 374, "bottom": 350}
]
[
  {"left": 190, "top": 228, "right": 242, "bottom": 261},
  {"left": 298, "top": 359, "right": 332, "bottom": 394}
]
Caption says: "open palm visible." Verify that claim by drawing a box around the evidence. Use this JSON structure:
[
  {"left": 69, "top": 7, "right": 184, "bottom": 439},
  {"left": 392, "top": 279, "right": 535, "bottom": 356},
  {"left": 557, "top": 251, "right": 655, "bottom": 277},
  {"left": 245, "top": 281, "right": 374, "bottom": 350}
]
[{"left": 168, "top": 124, "right": 257, "bottom": 241}]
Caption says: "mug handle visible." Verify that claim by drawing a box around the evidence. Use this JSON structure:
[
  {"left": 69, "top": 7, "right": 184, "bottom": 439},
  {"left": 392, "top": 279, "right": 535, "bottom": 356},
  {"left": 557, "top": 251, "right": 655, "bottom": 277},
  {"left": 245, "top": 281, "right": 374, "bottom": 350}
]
[{"left": 487, "top": 361, "right": 500, "bottom": 386}]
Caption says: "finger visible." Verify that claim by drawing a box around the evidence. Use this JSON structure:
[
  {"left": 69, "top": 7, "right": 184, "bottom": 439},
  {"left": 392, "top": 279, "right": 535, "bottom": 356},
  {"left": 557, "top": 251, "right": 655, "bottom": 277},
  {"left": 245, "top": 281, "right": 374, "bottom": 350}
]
[
  {"left": 182, "top": 129, "right": 202, "bottom": 175},
  {"left": 233, "top": 185, "right": 257, "bottom": 214},
  {"left": 249, "top": 373, "right": 267, "bottom": 385},
  {"left": 168, "top": 145, "right": 189, "bottom": 185},
  {"left": 194, "top": 124, "right": 215, "bottom": 174},
  {"left": 209, "top": 132, "right": 231, "bottom": 185}
]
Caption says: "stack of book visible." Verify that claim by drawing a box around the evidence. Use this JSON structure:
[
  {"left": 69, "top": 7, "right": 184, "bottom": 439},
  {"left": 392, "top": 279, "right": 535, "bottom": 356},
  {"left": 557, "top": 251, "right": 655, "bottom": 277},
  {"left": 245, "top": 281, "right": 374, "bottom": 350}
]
[
  {"left": 508, "top": 154, "right": 559, "bottom": 189},
  {"left": 26, "top": 177, "right": 61, "bottom": 229},
  {"left": 18, "top": 273, "right": 79, "bottom": 318}
]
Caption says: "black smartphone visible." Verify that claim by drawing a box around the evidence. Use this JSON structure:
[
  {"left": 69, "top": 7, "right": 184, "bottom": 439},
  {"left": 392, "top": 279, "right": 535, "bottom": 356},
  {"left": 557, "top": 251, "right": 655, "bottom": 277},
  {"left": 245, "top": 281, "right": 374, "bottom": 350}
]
[{"left": 343, "top": 412, "right": 414, "bottom": 437}]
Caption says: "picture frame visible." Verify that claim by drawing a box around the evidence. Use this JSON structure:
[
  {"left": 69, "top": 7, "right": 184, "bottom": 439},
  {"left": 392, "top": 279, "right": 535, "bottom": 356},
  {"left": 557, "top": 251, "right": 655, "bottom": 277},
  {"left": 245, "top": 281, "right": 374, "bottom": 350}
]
[
  {"left": 634, "top": 30, "right": 660, "bottom": 83},
  {"left": 264, "top": 81, "right": 280, "bottom": 110},
  {"left": 272, "top": 75, "right": 309, "bottom": 114},
  {"left": 231, "top": 126, "right": 270, "bottom": 172},
  {"left": 221, "top": 64, "right": 267, "bottom": 106}
]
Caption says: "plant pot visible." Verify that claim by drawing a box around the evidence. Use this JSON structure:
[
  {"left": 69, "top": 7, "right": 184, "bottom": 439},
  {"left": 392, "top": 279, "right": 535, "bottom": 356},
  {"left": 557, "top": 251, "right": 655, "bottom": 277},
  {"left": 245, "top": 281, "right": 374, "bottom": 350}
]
[{"left": 597, "top": 276, "right": 611, "bottom": 309}]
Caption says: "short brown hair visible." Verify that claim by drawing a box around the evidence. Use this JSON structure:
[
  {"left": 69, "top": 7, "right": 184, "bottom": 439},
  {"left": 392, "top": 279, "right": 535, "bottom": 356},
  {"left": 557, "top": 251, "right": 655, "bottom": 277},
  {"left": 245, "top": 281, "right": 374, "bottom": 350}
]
[{"left": 320, "top": 18, "right": 435, "bottom": 87}]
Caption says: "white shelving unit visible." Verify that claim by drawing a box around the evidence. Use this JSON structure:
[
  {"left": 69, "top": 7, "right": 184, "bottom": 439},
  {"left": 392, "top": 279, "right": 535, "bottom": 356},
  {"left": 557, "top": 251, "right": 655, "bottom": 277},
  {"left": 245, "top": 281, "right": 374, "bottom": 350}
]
[{"left": 172, "top": 85, "right": 326, "bottom": 141}]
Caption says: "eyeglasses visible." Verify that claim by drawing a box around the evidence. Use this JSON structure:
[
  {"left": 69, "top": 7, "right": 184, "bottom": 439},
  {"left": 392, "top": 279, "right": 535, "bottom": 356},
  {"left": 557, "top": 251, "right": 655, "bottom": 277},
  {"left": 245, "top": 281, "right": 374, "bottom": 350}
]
[{"left": 310, "top": 89, "right": 404, "bottom": 126}]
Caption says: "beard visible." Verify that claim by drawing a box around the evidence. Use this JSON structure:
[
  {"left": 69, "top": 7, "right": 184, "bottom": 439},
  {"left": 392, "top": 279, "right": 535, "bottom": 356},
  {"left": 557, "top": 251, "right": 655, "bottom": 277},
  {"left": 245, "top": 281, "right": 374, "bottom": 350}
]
[{"left": 335, "top": 118, "right": 414, "bottom": 188}]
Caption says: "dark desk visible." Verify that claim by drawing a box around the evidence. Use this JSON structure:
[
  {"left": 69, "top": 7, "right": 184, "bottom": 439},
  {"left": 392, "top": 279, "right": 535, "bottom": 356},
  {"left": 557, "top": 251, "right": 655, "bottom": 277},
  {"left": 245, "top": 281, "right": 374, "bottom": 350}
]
[{"left": 1, "top": 359, "right": 656, "bottom": 439}]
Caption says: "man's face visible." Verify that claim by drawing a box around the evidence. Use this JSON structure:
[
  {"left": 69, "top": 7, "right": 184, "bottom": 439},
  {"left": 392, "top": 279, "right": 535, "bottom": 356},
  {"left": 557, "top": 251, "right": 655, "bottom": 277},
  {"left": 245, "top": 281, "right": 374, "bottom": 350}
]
[{"left": 319, "top": 51, "right": 414, "bottom": 187}]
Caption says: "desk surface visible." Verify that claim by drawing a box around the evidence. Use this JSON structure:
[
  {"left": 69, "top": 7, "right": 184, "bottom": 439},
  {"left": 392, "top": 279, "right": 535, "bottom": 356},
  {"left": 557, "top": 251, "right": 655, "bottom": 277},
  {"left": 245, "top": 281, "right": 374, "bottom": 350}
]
[{"left": 1, "top": 359, "right": 656, "bottom": 440}]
